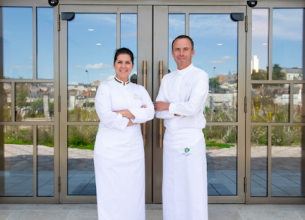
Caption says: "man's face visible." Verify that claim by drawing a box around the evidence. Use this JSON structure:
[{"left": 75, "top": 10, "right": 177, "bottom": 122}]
[{"left": 171, "top": 38, "right": 195, "bottom": 70}]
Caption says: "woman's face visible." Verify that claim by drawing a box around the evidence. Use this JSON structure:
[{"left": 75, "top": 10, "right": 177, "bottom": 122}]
[{"left": 113, "top": 54, "right": 134, "bottom": 81}]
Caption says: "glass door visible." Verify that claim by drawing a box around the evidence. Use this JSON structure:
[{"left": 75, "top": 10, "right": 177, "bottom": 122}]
[
  {"left": 246, "top": 5, "right": 305, "bottom": 203},
  {"left": 0, "top": 6, "right": 59, "bottom": 203},
  {"left": 59, "top": 5, "right": 153, "bottom": 203},
  {"left": 153, "top": 6, "right": 247, "bottom": 203}
]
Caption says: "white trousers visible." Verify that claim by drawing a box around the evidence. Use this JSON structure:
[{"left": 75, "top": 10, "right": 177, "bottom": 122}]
[{"left": 163, "top": 129, "right": 208, "bottom": 220}]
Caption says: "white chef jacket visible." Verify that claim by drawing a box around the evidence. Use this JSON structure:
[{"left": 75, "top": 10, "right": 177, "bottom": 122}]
[
  {"left": 155, "top": 63, "right": 209, "bottom": 130},
  {"left": 94, "top": 77, "right": 154, "bottom": 220},
  {"left": 95, "top": 77, "right": 154, "bottom": 132}
]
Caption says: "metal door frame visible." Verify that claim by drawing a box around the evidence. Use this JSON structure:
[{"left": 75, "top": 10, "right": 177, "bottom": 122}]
[
  {"left": 58, "top": 4, "right": 153, "bottom": 203},
  {"left": 245, "top": 1, "right": 305, "bottom": 204},
  {"left": 0, "top": 2, "right": 60, "bottom": 204},
  {"left": 153, "top": 5, "right": 247, "bottom": 203}
]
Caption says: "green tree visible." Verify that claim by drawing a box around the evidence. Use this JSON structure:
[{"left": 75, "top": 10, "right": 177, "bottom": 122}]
[
  {"left": 30, "top": 97, "right": 43, "bottom": 110},
  {"left": 16, "top": 84, "right": 29, "bottom": 107},
  {"left": 209, "top": 77, "right": 220, "bottom": 89},
  {"left": 272, "top": 64, "right": 286, "bottom": 80},
  {"left": 251, "top": 69, "right": 268, "bottom": 80}
]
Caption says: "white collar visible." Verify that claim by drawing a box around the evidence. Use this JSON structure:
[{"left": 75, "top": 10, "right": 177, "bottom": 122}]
[
  {"left": 177, "top": 63, "right": 194, "bottom": 75},
  {"left": 114, "top": 77, "right": 130, "bottom": 85}
]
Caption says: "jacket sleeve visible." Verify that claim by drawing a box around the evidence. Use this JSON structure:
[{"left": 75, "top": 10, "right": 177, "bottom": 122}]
[
  {"left": 168, "top": 73, "right": 209, "bottom": 116},
  {"left": 95, "top": 85, "right": 129, "bottom": 130},
  {"left": 129, "top": 86, "right": 155, "bottom": 124},
  {"left": 155, "top": 76, "right": 176, "bottom": 119}
]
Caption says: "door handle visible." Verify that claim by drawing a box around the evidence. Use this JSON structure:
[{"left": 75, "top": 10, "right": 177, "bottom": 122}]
[
  {"left": 142, "top": 60, "right": 147, "bottom": 148},
  {"left": 159, "top": 61, "right": 163, "bottom": 148}
]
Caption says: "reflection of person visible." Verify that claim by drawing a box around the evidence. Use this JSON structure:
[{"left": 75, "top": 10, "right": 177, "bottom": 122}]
[
  {"left": 155, "top": 35, "right": 209, "bottom": 220},
  {"left": 94, "top": 48, "right": 154, "bottom": 220}
]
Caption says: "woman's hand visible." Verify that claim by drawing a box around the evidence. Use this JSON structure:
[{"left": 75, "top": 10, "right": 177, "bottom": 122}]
[
  {"left": 114, "top": 110, "right": 135, "bottom": 119},
  {"left": 141, "top": 105, "right": 147, "bottom": 108},
  {"left": 127, "top": 119, "right": 137, "bottom": 126}
]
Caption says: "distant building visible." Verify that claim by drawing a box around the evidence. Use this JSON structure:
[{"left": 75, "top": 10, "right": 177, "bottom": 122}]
[
  {"left": 251, "top": 55, "right": 259, "bottom": 73},
  {"left": 283, "top": 67, "right": 303, "bottom": 80}
]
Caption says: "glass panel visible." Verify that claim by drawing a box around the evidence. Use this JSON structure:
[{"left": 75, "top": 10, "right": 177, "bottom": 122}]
[
  {"left": 37, "top": 8, "right": 54, "bottom": 79},
  {"left": 2, "top": 7, "right": 33, "bottom": 79},
  {"left": 68, "top": 14, "right": 116, "bottom": 122},
  {"left": 204, "top": 126, "right": 237, "bottom": 196},
  {"left": 190, "top": 14, "right": 238, "bottom": 122},
  {"left": 68, "top": 126, "right": 97, "bottom": 195},
  {"left": 251, "top": 84, "right": 290, "bottom": 122},
  {"left": 272, "top": 9, "right": 303, "bottom": 80},
  {"left": 0, "top": 82, "right": 11, "bottom": 121},
  {"left": 271, "top": 126, "right": 305, "bottom": 197},
  {"left": 251, "top": 9, "right": 268, "bottom": 80},
  {"left": 294, "top": 84, "right": 304, "bottom": 123},
  {"left": 15, "top": 83, "right": 54, "bottom": 122},
  {"left": 251, "top": 126, "right": 268, "bottom": 197},
  {"left": 0, "top": 125, "right": 33, "bottom": 196},
  {"left": 168, "top": 14, "right": 185, "bottom": 73},
  {"left": 37, "top": 126, "right": 54, "bottom": 197},
  {"left": 121, "top": 14, "right": 137, "bottom": 83}
]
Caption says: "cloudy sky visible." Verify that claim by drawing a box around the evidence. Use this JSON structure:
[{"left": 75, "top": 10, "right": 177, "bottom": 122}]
[{"left": 2, "top": 7, "right": 303, "bottom": 83}]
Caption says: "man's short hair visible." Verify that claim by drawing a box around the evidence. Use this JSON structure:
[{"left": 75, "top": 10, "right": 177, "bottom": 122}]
[{"left": 172, "top": 35, "right": 194, "bottom": 51}]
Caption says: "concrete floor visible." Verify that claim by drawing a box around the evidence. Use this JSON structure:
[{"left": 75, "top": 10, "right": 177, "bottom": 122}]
[{"left": 0, "top": 204, "right": 305, "bottom": 220}]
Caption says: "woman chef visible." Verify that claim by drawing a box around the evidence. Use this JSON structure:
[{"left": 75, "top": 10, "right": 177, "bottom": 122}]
[{"left": 94, "top": 48, "right": 154, "bottom": 220}]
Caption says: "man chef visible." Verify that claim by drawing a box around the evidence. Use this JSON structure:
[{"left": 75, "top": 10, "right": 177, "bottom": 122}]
[{"left": 155, "top": 35, "right": 209, "bottom": 220}]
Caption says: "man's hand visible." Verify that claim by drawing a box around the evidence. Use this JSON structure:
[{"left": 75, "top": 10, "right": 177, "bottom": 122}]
[
  {"left": 127, "top": 119, "right": 137, "bottom": 126},
  {"left": 154, "top": 101, "right": 170, "bottom": 111}
]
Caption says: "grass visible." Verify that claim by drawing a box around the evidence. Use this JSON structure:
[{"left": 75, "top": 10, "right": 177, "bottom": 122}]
[
  {"left": 5, "top": 139, "right": 32, "bottom": 145},
  {"left": 68, "top": 144, "right": 94, "bottom": 151},
  {"left": 206, "top": 141, "right": 234, "bottom": 148}
]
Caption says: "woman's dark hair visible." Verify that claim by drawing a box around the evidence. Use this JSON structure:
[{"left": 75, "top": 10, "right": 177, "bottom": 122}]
[{"left": 114, "top": 47, "right": 134, "bottom": 64}]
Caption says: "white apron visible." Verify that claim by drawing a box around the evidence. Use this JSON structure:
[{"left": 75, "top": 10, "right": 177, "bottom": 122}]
[
  {"left": 94, "top": 78, "right": 154, "bottom": 220},
  {"left": 94, "top": 126, "right": 145, "bottom": 220},
  {"left": 163, "top": 128, "right": 208, "bottom": 220}
]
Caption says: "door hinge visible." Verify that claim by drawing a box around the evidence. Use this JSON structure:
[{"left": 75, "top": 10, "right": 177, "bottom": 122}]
[
  {"left": 244, "top": 177, "right": 247, "bottom": 193},
  {"left": 245, "top": 15, "right": 248, "bottom": 32},
  {"left": 58, "top": 176, "right": 61, "bottom": 193},
  {"left": 58, "top": 14, "right": 60, "bottom": 31},
  {"left": 58, "top": 96, "right": 61, "bottom": 112},
  {"left": 244, "top": 96, "right": 247, "bottom": 113}
]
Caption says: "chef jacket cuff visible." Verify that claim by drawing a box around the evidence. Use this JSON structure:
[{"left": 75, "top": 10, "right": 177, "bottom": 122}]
[
  {"left": 168, "top": 103, "right": 177, "bottom": 115},
  {"left": 129, "top": 108, "right": 146, "bottom": 123},
  {"left": 113, "top": 113, "right": 129, "bottom": 130}
]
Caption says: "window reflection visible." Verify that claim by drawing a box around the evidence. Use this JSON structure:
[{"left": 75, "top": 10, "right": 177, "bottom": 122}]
[
  {"left": 37, "top": 126, "right": 54, "bottom": 197},
  {"left": 294, "top": 84, "right": 304, "bottom": 123},
  {"left": 272, "top": 9, "right": 303, "bottom": 80},
  {"left": 68, "top": 14, "right": 117, "bottom": 122},
  {"left": 190, "top": 14, "right": 238, "bottom": 122},
  {"left": 252, "top": 9, "right": 269, "bottom": 80},
  {"left": 121, "top": 14, "right": 137, "bottom": 83},
  {"left": 251, "top": 126, "right": 268, "bottom": 197},
  {"left": 168, "top": 14, "right": 185, "bottom": 73},
  {"left": 37, "top": 8, "right": 54, "bottom": 79},
  {"left": 0, "top": 125, "right": 33, "bottom": 197},
  {"left": 204, "top": 126, "right": 237, "bottom": 196},
  {"left": 15, "top": 83, "right": 54, "bottom": 122},
  {"left": 0, "top": 82, "right": 11, "bottom": 121},
  {"left": 271, "top": 126, "right": 305, "bottom": 197},
  {"left": 68, "top": 126, "right": 97, "bottom": 195},
  {"left": 1, "top": 7, "right": 33, "bottom": 79},
  {"left": 251, "top": 84, "right": 290, "bottom": 122}
]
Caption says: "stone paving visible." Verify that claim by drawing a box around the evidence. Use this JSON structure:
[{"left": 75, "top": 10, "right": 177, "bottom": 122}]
[
  {"left": 1, "top": 144, "right": 304, "bottom": 197},
  {"left": 1, "top": 204, "right": 305, "bottom": 220}
]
